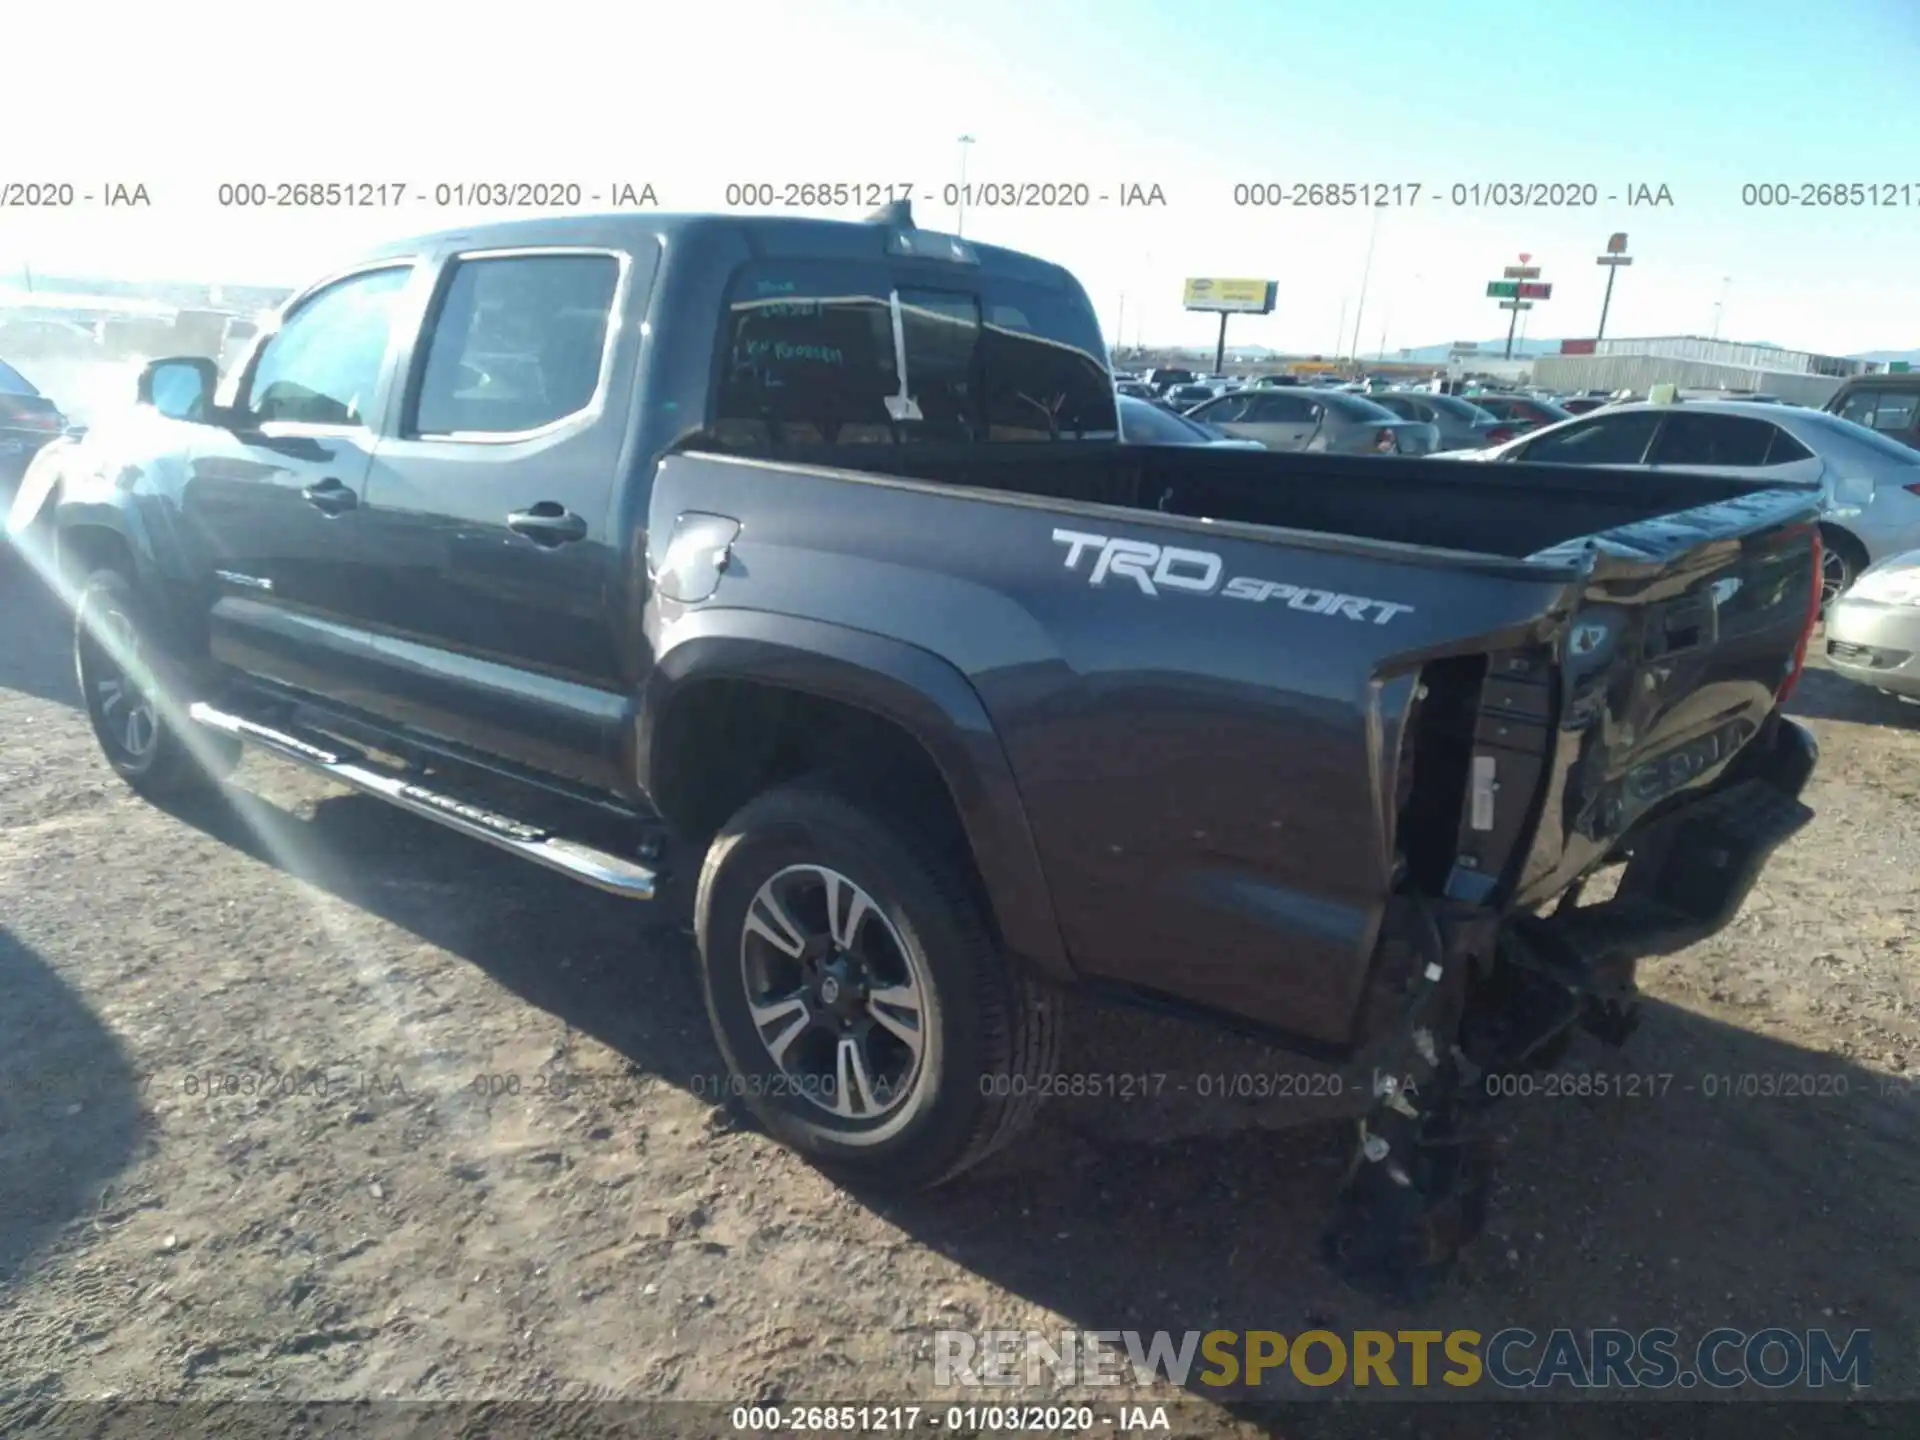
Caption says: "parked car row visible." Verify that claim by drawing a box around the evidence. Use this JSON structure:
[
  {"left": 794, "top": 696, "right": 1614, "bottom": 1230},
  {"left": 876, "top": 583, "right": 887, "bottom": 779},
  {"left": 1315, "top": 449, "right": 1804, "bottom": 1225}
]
[{"left": 1437, "top": 397, "right": 1920, "bottom": 603}]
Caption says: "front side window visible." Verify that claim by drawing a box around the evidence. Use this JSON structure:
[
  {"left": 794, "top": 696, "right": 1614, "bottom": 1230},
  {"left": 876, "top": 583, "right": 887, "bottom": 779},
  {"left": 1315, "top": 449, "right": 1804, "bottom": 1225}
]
[
  {"left": 247, "top": 267, "right": 411, "bottom": 427},
  {"left": 413, "top": 253, "right": 620, "bottom": 436},
  {"left": 1521, "top": 412, "right": 1661, "bottom": 465}
]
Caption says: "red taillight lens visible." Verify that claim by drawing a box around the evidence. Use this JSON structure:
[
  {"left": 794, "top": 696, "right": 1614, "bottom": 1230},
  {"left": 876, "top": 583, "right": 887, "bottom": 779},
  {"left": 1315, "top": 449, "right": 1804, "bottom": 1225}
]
[
  {"left": 1374, "top": 428, "right": 1398, "bottom": 453},
  {"left": 1488, "top": 426, "right": 1517, "bottom": 445},
  {"left": 1904, "top": 482, "right": 1920, "bottom": 497},
  {"left": 1775, "top": 528, "right": 1824, "bottom": 706}
]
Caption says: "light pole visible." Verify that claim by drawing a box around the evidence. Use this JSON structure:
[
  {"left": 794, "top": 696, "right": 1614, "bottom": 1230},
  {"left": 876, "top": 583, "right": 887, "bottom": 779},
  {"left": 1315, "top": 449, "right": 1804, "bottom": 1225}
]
[
  {"left": 955, "top": 134, "right": 975, "bottom": 236},
  {"left": 1710, "top": 275, "right": 1731, "bottom": 340},
  {"left": 1349, "top": 204, "right": 1383, "bottom": 366},
  {"left": 1335, "top": 297, "right": 1349, "bottom": 362}
]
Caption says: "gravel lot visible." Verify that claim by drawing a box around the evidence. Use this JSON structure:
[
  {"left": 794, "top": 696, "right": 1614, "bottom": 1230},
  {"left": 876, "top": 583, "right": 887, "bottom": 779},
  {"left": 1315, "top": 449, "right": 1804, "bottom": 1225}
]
[{"left": 2, "top": 559, "right": 1917, "bottom": 1435}]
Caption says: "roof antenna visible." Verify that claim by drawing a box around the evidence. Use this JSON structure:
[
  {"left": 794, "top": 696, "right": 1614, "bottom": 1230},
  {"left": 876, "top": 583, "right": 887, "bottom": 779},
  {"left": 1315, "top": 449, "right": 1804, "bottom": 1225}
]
[{"left": 866, "top": 198, "right": 914, "bottom": 229}]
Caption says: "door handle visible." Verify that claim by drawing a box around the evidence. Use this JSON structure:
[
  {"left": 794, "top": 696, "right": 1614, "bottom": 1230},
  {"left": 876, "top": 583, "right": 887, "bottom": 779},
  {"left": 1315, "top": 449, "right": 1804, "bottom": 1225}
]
[
  {"left": 303, "top": 477, "right": 357, "bottom": 515},
  {"left": 507, "top": 502, "right": 588, "bottom": 547}
]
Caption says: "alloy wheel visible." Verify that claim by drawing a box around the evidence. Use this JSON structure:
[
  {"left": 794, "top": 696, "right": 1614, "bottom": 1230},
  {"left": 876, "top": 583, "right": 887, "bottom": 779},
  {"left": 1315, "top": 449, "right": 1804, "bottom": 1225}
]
[
  {"left": 738, "top": 863, "right": 929, "bottom": 1130},
  {"left": 85, "top": 605, "right": 160, "bottom": 761}
]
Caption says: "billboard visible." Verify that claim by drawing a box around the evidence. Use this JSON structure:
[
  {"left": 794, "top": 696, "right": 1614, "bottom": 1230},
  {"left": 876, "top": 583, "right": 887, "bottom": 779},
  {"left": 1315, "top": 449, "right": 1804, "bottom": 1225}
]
[
  {"left": 1560, "top": 338, "right": 1597, "bottom": 355},
  {"left": 1183, "top": 277, "right": 1278, "bottom": 314}
]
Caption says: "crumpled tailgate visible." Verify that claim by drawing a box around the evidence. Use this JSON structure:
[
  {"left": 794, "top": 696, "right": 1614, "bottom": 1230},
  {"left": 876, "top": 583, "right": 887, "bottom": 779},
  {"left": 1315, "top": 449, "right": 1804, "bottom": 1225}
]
[{"left": 1506, "top": 486, "right": 1823, "bottom": 907}]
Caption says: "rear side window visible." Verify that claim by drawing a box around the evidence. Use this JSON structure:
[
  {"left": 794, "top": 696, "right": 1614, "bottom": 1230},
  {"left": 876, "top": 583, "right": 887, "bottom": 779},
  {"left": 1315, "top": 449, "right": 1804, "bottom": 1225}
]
[
  {"left": 1648, "top": 412, "right": 1778, "bottom": 467},
  {"left": 1522, "top": 412, "right": 1660, "bottom": 465},
  {"left": 0, "top": 359, "right": 35, "bottom": 394},
  {"left": 413, "top": 253, "right": 620, "bottom": 436},
  {"left": 713, "top": 262, "right": 1115, "bottom": 449}
]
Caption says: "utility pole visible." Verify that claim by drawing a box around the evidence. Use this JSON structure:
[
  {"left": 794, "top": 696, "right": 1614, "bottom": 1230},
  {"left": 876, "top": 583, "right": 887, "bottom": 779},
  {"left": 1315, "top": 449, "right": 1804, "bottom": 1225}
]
[
  {"left": 1594, "top": 232, "right": 1631, "bottom": 342},
  {"left": 955, "top": 134, "right": 975, "bottom": 237},
  {"left": 1349, "top": 205, "right": 1383, "bottom": 365}
]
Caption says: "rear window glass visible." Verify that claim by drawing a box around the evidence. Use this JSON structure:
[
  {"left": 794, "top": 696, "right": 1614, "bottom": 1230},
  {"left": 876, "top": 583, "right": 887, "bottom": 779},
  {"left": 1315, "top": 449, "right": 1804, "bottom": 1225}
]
[
  {"left": 1803, "top": 410, "right": 1920, "bottom": 465},
  {"left": 0, "top": 359, "right": 36, "bottom": 394},
  {"left": 713, "top": 262, "right": 1114, "bottom": 448}
]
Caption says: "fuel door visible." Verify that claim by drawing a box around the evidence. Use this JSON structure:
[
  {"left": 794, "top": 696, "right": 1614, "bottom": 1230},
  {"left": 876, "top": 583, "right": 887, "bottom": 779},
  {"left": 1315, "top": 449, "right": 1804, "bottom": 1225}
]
[{"left": 655, "top": 512, "right": 741, "bottom": 604}]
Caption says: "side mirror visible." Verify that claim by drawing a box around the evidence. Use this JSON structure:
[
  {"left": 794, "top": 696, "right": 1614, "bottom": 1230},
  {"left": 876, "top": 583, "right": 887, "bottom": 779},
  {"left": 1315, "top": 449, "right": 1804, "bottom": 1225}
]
[
  {"left": 1825, "top": 475, "right": 1875, "bottom": 518},
  {"left": 138, "top": 356, "right": 218, "bottom": 422}
]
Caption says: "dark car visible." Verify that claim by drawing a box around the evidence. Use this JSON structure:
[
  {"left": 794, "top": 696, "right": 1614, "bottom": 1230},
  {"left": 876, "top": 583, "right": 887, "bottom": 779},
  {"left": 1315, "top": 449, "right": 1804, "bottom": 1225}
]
[
  {"left": 1826, "top": 374, "right": 1920, "bottom": 451},
  {"left": 1163, "top": 382, "right": 1216, "bottom": 409},
  {"left": 0, "top": 358, "right": 68, "bottom": 498},
  {"left": 1558, "top": 396, "right": 1608, "bottom": 416},
  {"left": 1142, "top": 367, "right": 1198, "bottom": 394},
  {"left": 1114, "top": 379, "right": 1155, "bottom": 400},
  {"left": 42, "top": 202, "right": 1821, "bottom": 1297},
  {"left": 1372, "top": 391, "right": 1518, "bottom": 449},
  {"left": 1468, "top": 393, "right": 1574, "bottom": 431}
]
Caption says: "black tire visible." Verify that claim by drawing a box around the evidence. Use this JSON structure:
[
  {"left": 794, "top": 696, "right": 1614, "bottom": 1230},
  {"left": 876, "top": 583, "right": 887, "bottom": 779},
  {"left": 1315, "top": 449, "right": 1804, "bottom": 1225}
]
[
  {"left": 1819, "top": 526, "right": 1866, "bottom": 610},
  {"left": 695, "top": 782, "right": 1059, "bottom": 1189},
  {"left": 73, "top": 567, "right": 237, "bottom": 800}
]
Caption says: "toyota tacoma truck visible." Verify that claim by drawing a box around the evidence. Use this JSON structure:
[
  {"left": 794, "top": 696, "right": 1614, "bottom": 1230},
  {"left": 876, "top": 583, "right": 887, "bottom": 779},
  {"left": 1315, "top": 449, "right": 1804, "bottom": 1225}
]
[{"left": 39, "top": 202, "right": 1822, "bottom": 1296}]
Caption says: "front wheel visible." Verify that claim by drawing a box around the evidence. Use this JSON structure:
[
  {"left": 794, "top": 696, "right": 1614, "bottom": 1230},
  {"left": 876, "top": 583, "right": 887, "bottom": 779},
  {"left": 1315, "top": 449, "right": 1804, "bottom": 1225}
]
[
  {"left": 694, "top": 782, "right": 1059, "bottom": 1189},
  {"left": 74, "top": 567, "right": 237, "bottom": 800}
]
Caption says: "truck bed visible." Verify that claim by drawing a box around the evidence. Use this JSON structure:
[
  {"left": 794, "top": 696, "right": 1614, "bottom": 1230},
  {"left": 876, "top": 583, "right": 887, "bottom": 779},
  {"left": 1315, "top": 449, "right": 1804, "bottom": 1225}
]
[{"left": 747, "top": 441, "right": 1777, "bottom": 562}]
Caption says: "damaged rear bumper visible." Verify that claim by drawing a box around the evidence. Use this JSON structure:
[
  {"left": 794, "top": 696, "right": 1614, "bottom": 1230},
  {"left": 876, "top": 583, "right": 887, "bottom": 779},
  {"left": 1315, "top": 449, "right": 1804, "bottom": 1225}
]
[{"left": 1537, "top": 713, "right": 1817, "bottom": 971}]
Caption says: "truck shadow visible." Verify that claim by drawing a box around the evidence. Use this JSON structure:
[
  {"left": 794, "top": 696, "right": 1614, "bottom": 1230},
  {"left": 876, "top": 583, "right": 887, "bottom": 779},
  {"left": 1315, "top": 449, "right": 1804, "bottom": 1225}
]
[
  {"left": 0, "top": 925, "right": 147, "bottom": 1294},
  {"left": 152, "top": 785, "right": 1917, "bottom": 1419},
  {"left": 0, "top": 564, "right": 81, "bottom": 713}
]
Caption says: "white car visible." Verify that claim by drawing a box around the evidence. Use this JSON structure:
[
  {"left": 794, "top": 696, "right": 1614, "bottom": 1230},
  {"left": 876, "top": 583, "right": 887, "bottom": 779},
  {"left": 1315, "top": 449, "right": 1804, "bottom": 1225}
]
[{"left": 1440, "top": 399, "right": 1920, "bottom": 602}]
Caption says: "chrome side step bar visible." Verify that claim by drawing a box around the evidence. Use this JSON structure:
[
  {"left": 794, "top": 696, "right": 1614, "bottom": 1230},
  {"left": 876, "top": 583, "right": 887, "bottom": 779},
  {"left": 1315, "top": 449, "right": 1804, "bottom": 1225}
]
[{"left": 188, "top": 702, "right": 658, "bottom": 900}]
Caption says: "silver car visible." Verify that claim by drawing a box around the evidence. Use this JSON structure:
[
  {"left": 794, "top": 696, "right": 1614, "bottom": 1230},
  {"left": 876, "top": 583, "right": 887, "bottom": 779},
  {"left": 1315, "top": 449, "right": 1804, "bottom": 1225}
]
[
  {"left": 1115, "top": 394, "right": 1264, "bottom": 450},
  {"left": 1183, "top": 388, "right": 1441, "bottom": 455},
  {"left": 1826, "top": 550, "right": 1920, "bottom": 700},
  {"left": 1443, "top": 399, "right": 1920, "bottom": 602}
]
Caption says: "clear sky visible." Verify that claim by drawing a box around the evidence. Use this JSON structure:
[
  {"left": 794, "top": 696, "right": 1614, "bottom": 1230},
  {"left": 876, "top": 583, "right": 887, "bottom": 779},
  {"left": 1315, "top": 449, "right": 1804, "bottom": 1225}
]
[{"left": 1, "top": 0, "right": 1915, "bottom": 356}]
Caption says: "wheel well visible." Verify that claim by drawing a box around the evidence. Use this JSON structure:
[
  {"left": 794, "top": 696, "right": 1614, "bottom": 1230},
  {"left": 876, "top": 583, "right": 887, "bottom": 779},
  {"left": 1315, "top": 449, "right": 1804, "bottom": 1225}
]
[
  {"left": 59, "top": 524, "right": 135, "bottom": 590},
  {"left": 1819, "top": 523, "right": 1867, "bottom": 569},
  {"left": 649, "top": 678, "right": 977, "bottom": 876}
]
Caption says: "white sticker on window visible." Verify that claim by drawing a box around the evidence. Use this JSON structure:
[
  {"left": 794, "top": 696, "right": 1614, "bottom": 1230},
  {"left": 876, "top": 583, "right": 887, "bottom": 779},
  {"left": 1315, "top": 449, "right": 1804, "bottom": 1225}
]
[{"left": 1470, "top": 754, "right": 1497, "bottom": 832}]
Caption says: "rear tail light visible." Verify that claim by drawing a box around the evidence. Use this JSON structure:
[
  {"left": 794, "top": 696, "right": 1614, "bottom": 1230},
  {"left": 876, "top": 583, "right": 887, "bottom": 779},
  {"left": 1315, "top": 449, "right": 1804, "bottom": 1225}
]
[
  {"left": 1775, "top": 528, "right": 1824, "bottom": 706},
  {"left": 1904, "top": 483, "right": 1920, "bottom": 497},
  {"left": 1487, "top": 426, "right": 1517, "bottom": 445},
  {"left": 0, "top": 397, "right": 60, "bottom": 429},
  {"left": 1373, "top": 428, "right": 1398, "bottom": 453}
]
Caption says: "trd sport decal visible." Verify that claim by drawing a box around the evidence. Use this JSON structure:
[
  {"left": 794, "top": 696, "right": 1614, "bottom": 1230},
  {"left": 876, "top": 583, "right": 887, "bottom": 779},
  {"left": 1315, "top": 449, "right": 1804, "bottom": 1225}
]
[{"left": 1052, "top": 529, "right": 1415, "bottom": 625}]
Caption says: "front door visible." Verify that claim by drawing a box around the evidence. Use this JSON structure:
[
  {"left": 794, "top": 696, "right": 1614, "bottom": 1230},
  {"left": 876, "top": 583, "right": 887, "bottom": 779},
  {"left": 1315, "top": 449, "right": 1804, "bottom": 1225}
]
[
  {"left": 348, "top": 247, "right": 642, "bottom": 791},
  {"left": 183, "top": 264, "right": 416, "bottom": 695}
]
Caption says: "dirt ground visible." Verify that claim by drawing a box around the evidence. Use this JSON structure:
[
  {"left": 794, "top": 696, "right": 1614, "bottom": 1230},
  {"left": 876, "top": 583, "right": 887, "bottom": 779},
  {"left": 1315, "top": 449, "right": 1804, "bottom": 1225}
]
[{"left": 2, "top": 565, "right": 1917, "bottom": 1437}]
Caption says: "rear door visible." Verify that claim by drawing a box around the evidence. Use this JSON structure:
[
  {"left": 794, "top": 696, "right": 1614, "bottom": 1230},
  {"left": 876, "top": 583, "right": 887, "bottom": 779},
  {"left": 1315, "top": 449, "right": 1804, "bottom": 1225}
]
[
  {"left": 337, "top": 245, "right": 649, "bottom": 790},
  {"left": 185, "top": 263, "right": 418, "bottom": 688}
]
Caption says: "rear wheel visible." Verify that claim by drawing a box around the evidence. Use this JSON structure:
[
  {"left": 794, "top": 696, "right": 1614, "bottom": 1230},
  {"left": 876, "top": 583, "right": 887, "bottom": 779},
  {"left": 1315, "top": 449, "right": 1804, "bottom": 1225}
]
[
  {"left": 1820, "top": 527, "right": 1866, "bottom": 609},
  {"left": 695, "top": 782, "right": 1059, "bottom": 1189},
  {"left": 73, "top": 567, "right": 237, "bottom": 800}
]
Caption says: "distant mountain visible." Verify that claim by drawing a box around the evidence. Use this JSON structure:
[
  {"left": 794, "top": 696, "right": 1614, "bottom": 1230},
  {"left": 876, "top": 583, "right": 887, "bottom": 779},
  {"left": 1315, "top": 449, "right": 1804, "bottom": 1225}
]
[{"left": 1852, "top": 349, "right": 1920, "bottom": 365}]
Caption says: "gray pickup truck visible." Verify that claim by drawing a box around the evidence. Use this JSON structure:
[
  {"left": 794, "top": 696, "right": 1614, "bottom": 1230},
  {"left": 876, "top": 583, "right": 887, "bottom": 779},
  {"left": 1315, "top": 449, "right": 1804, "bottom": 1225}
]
[{"left": 33, "top": 202, "right": 1823, "bottom": 1295}]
